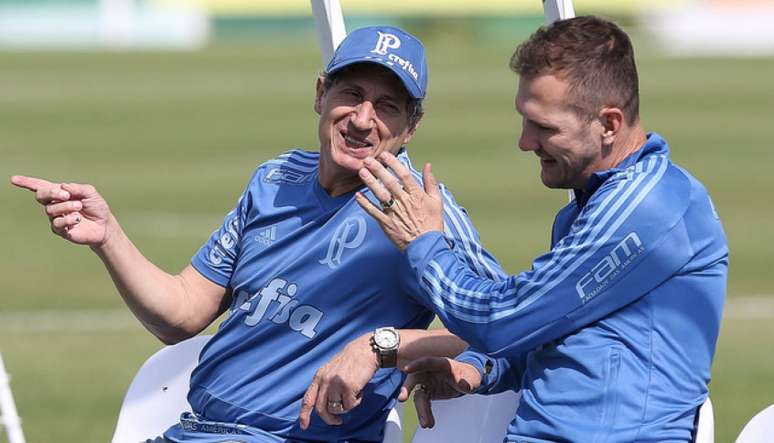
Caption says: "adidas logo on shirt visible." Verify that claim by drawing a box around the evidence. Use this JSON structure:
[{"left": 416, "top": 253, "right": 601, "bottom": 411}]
[{"left": 255, "top": 225, "right": 277, "bottom": 246}]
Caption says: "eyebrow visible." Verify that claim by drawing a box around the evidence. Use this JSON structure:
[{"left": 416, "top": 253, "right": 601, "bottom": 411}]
[{"left": 339, "top": 78, "right": 404, "bottom": 104}]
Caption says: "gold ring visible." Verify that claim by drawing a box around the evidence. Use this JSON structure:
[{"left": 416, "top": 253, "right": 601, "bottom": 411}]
[
  {"left": 327, "top": 400, "right": 344, "bottom": 411},
  {"left": 381, "top": 198, "right": 395, "bottom": 211}
]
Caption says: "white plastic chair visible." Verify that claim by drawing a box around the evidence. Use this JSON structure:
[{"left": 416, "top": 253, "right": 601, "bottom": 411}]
[
  {"left": 695, "top": 397, "right": 714, "bottom": 443},
  {"left": 735, "top": 404, "right": 774, "bottom": 443},
  {"left": 111, "top": 335, "right": 211, "bottom": 443},
  {"left": 411, "top": 390, "right": 520, "bottom": 443},
  {"left": 111, "top": 334, "right": 402, "bottom": 443},
  {"left": 411, "top": 392, "right": 714, "bottom": 443},
  {"left": 0, "top": 353, "right": 27, "bottom": 443},
  {"left": 383, "top": 404, "right": 403, "bottom": 443}
]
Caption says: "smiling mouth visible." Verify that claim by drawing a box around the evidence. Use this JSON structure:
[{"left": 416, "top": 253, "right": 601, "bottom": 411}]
[
  {"left": 341, "top": 131, "right": 373, "bottom": 149},
  {"left": 535, "top": 151, "right": 556, "bottom": 166}
]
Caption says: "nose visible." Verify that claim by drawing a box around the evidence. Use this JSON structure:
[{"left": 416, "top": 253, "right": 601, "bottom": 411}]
[
  {"left": 350, "top": 101, "right": 376, "bottom": 130},
  {"left": 518, "top": 122, "right": 537, "bottom": 152}
]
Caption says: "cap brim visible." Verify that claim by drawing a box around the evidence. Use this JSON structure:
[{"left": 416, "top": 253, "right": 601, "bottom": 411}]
[{"left": 327, "top": 57, "right": 424, "bottom": 100}]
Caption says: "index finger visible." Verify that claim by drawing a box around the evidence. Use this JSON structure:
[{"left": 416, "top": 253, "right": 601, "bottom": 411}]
[
  {"left": 414, "top": 383, "right": 435, "bottom": 428},
  {"left": 10, "top": 175, "right": 55, "bottom": 193},
  {"left": 377, "top": 152, "right": 423, "bottom": 194}
]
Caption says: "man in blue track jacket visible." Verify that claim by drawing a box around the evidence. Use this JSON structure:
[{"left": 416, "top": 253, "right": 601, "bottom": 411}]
[{"left": 315, "top": 16, "right": 728, "bottom": 442}]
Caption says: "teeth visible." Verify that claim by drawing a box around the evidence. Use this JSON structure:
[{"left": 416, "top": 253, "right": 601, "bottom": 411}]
[{"left": 344, "top": 134, "right": 369, "bottom": 148}]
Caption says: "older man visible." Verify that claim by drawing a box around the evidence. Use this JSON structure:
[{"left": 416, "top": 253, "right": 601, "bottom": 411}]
[
  {"left": 11, "top": 26, "right": 504, "bottom": 442},
  {"left": 331, "top": 16, "right": 727, "bottom": 442}
]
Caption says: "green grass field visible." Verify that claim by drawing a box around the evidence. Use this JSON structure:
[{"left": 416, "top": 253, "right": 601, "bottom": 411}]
[{"left": 1, "top": 29, "right": 773, "bottom": 442}]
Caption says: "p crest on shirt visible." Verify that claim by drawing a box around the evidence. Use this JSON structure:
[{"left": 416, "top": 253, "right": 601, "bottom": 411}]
[{"left": 319, "top": 216, "right": 367, "bottom": 269}]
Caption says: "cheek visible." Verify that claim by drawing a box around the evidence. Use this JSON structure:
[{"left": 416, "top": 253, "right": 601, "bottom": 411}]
[{"left": 375, "top": 121, "right": 401, "bottom": 145}]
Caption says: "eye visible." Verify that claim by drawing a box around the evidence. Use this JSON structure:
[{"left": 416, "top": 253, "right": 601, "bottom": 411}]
[
  {"left": 376, "top": 100, "right": 401, "bottom": 115},
  {"left": 339, "top": 88, "right": 362, "bottom": 100},
  {"left": 529, "top": 119, "right": 554, "bottom": 132}
]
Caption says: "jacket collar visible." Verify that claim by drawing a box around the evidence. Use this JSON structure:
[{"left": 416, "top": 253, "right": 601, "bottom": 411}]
[{"left": 573, "top": 132, "right": 669, "bottom": 208}]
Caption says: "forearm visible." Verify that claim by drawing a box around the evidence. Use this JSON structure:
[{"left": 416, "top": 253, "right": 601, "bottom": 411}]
[
  {"left": 347, "top": 328, "right": 467, "bottom": 370},
  {"left": 396, "top": 328, "right": 467, "bottom": 368},
  {"left": 92, "top": 215, "right": 213, "bottom": 343}
]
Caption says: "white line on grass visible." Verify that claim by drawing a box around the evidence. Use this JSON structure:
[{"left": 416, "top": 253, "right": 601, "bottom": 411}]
[
  {"left": 0, "top": 296, "right": 772, "bottom": 332},
  {"left": 723, "top": 295, "right": 774, "bottom": 320},
  {"left": 0, "top": 309, "right": 137, "bottom": 333}
]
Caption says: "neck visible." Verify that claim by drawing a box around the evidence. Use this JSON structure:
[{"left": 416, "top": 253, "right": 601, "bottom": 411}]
[
  {"left": 608, "top": 123, "right": 648, "bottom": 169},
  {"left": 575, "top": 123, "right": 648, "bottom": 192},
  {"left": 318, "top": 166, "right": 362, "bottom": 198}
]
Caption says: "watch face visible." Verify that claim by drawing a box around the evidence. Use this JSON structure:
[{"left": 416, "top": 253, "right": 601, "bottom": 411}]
[{"left": 375, "top": 329, "right": 399, "bottom": 349}]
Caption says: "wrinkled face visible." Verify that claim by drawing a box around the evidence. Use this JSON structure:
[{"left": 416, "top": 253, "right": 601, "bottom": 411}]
[
  {"left": 315, "top": 64, "right": 417, "bottom": 184},
  {"left": 516, "top": 74, "right": 605, "bottom": 189}
]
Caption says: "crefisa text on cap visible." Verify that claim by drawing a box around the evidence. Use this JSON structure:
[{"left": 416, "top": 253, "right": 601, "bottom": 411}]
[{"left": 370, "top": 31, "right": 420, "bottom": 82}]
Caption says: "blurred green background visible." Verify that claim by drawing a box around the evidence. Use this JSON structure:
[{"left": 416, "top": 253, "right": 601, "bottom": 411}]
[{"left": 2, "top": 9, "right": 774, "bottom": 443}]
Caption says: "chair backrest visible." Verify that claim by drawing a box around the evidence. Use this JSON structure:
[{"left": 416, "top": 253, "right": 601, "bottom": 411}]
[
  {"left": 0, "top": 353, "right": 27, "bottom": 443},
  {"left": 383, "top": 402, "right": 404, "bottom": 443},
  {"left": 411, "top": 392, "right": 714, "bottom": 443},
  {"left": 411, "top": 391, "right": 520, "bottom": 443},
  {"left": 695, "top": 396, "right": 714, "bottom": 443},
  {"left": 735, "top": 404, "right": 774, "bottom": 443},
  {"left": 111, "top": 334, "right": 403, "bottom": 443},
  {"left": 111, "top": 335, "right": 211, "bottom": 443}
]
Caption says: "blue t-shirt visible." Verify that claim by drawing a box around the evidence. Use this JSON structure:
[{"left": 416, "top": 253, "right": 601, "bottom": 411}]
[
  {"left": 408, "top": 134, "right": 728, "bottom": 442},
  {"left": 164, "top": 149, "right": 505, "bottom": 443}
]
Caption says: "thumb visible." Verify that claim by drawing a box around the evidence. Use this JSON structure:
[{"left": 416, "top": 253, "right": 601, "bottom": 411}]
[{"left": 399, "top": 373, "right": 419, "bottom": 402}]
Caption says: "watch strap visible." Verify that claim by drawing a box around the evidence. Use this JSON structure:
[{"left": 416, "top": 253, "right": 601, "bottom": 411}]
[{"left": 370, "top": 331, "right": 399, "bottom": 368}]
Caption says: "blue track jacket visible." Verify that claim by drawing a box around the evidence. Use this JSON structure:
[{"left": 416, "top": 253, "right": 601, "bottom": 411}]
[{"left": 405, "top": 133, "right": 728, "bottom": 442}]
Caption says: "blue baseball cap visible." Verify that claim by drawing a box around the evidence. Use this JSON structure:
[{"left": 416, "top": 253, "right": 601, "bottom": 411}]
[{"left": 325, "top": 25, "right": 428, "bottom": 99}]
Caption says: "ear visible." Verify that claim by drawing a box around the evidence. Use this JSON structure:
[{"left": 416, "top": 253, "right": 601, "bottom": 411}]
[
  {"left": 599, "top": 107, "right": 624, "bottom": 146},
  {"left": 314, "top": 76, "right": 325, "bottom": 115},
  {"left": 402, "top": 119, "right": 421, "bottom": 145}
]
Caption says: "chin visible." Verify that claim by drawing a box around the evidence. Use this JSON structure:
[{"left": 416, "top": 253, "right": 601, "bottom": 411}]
[
  {"left": 331, "top": 151, "right": 368, "bottom": 174},
  {"left": 540, "top": 172, "right": 570, "bottom": 190}
]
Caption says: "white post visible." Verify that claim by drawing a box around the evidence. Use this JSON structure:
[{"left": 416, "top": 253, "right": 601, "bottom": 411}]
[
  {"left": 311, "top": 0, "right": 347, "bottom": 67},
  {"left": 543, "top": 0, "right": 576, "bottom": 25},
  {"left": 0, "top": 354, "right": 26, "bottom": 443},
  {"left": 99, "top": 0, "right": 136, "bottom": 48}
]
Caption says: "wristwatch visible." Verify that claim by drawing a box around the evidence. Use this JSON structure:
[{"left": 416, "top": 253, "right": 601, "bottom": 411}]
[{"left": 370, "top": 327, "right": 400, "bottom": 368}]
